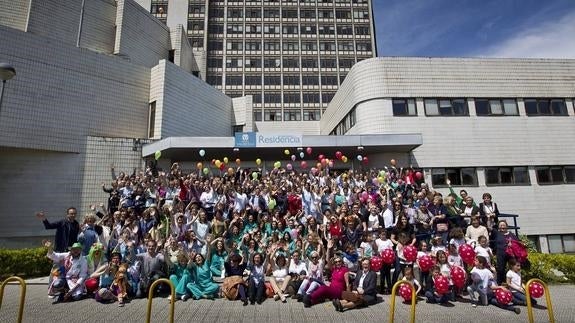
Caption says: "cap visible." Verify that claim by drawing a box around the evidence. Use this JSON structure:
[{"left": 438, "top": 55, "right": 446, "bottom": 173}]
[{"left": 70, "top": 242, "right": 83, "bottom": 250}]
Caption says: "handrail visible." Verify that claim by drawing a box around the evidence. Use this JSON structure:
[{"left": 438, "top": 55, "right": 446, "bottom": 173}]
[
  {"left": 499, "top": 213, "right": 520, "bottom": 237},
  {"left": 389, "top": 280, "right": 416, "bottom": 323},
  {"left": 525, "top": 279, "right": 555, "bottom": 323},
  {"left": 0, "top": 276, "right": 26, "bottom": 323},
  {"left": 146, "top": 278, "right": 175, "bottom": 323}
]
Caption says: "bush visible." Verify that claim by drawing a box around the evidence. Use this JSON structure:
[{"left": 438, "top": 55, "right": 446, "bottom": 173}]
[
  {"left": 0, "top": 247, "right": 52, "bottom": 280},
  {"left": 524, "top": 252, "right": 575, "bottom": 284}
]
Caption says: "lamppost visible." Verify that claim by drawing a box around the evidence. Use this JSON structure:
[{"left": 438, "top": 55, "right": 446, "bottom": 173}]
[{"left": 0, "top": 63, "right": 16, "bottom": 115}]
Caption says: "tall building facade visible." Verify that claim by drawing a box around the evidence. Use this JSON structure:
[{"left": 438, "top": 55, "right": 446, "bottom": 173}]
[{"left": 145, "top": 0, "right": 376, "bottom": 124}]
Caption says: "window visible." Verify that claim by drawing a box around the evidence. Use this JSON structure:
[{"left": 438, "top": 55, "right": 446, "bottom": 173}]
[
  {"left": 191, "top": 38, "right": 203, "bottom": 48},
  {"left": 264, "top": 110, "right": 282, "bottom": 121},
  {"left": 284, "top": 92, "right": 301, "bottom": 103},
  {"left": 264, "top": 24, "right": 280, "bottom": 34},
  {"left": 353, "top": 9, "right": 369, "bottom": 19},
  {"left": 263, "top": 9, "right": 280, "bottom": 18},
  {"left": 188, "top": 20, "right": 204, "bottom": 31},
  {"left": 318, "top": 10, "right": 334, "bottom": 19},
  {"left": 264, "top": 75, "right": 281, "bottom": 85},
  {"left": 475, "top": 99, "right": 519, "bottom": 116},
  {"left": 330, "top": 108, "right": 356, "bottom": 135},
  {"left": 206, "top": 74, "right": 222, "bottom": 86},
  {"left": 335, "top": 10, "right": 351, "bottom": 19},
  {"left": 245, "top": 24, "right": 262, "bottom": 34},
  {"left": 264, "top": 41, "right": 280, "bottom": 51},
  {"left": 536, "top": 166, "right": 575, "bottom": 184},
  {"left": 227, "top": 8, "right": 243, "bottom": 18},
  {"left": 303, "top": 92, "right": 320, "bottom": 103},
  {"left": 189, "top": 5, "right": 205, "bottom": 14},
  {"left": 303, "top": 110, "right": 321, "bottom": 121},
  {"left": 208, "top": 41, "right": 223, "bottom": 51},
  {"left": 485, "top": 167, "right": 530, "bottom": 185},
  {"left": 264, "top": 93, "right": 281, "bottom": 103},
  {"left": 226, "top": 75, "right": 243, "bottom": 86},
  {"left": 283, "top": 10, "right": 298, "bottom": 18},
  {"left": 339, "top": 73, "right": 347, "bottom": 83},
  {"left": 356, "top": 42, "right": 371, "bottom": 51},
  {"left": 302, "top": 76, "right": 319, "bottom": 85},
  {"left": 207, "top": 58, "right": 222, "bottom": 68},
  {"left": 208, "top": 7, "right": 224, "bottom": 18},
  {"left": 319, "top": 42, "right": 336, "bottom": 51},
  {"left": 322, "top": 92, "right": 335, "bottom": 104},
  {"left": 231, "top": 125, "right": 243, "bottom": 136},
  {"left": 283, "top": 42, "right": 299, "bottom": 51},
  {"left": 431, "top": 168, "right": 477, "bottom": 187},
  {"left": 320, "top": 59, "right": 337, "bottom": 68},
  {"left": 227, "top": 41, "right": 243, "bottom": 51},
  {"left": 264, "top": 58, "right": 281, "bottom": 68},
  {"left": 339, "top": 59, "right": 354, "bottom": 68},
  {"left": 283, "top": 74, "right": 300, "bottom": 85},
  {"left": 424, "top": 98, "right": 469, "bottom": 116},
  {"left": 300, "top": 25, "right": 317, "bottom": 34},
  {"left": 338, "top": 42, "right": 354, "bottom": 51},
  {"left": 392, "top": 99, "right": 417, "bottom": 116},
  {"left": 245, "top": 57, "right": 261, "bottom": 68},
  {"left": 245, "top": 8, "right": 261, "bottom": 18},
  {"left": 301, "top": 58, "right": 318, "bottom": 68},
  {"left": 283, "top": 58, "right": 299, "bottom": 68},
  {"left": 245, "top": 75, "right": 261, "bottom": 85},
  {"left": 247, "top": 92, "right": 262, "bottom": 104},
  {"left": 319, "top": 25, "right": 335, "bottom": 35},
  {"left": 301, "top": 10, "right": 316, "bottom": 19},
  {"left": 148, "top": 101, "right": 156, "bottom": 138},
  {"left": 284, "top": 110, "right": 302, "bottom": 121},
  {"left": 337, "top": 26, "right": 354, "bottom": 35},
  {"left": 245, "top": 42, "right": 261, "bottom": 51},
  {"left": 354, "top": 25, "right": 370, "bottom": 35},
  {"left": 227, "top": 24, "right": 243, "bottom": 34},
  {"left": 283, "top": 25, "right": 299, "bottom": 34},
  {"left": 301, "top": 42, "right": 317, "bottom": 51},
  {"left": 226, "top": 58, "right": 243, "bottom": 68},
  {"left": 547, "top": 235, "right": 575, "bottom": 254},
  {"left": 524, "top": 99, "right": 568, "bottom": 116},
  {"left": 321, "top": 75, "right": 338, "bottom": 85},
  {"left": 208, "top": 23, "right": 223, "bottom": 34}
]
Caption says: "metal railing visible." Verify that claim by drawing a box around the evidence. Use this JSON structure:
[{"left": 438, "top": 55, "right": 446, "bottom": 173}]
[
  {"left": 499, "top": 213, "right": 520, "bottom": 237},
  {"left": 0, "top": 276, "right": 26, "bottom": 323},
  {"left": 525, "top": 279, "right": 555, "bottom": 323},
  {"left": 389, "top": 280, "right": 416, "bottom": 323},
  {"left": 146, "top": 278, "right": 175, "bottom": 323}
]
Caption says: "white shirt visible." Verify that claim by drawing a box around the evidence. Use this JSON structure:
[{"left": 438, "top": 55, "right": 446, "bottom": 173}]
[
  {"left": 471, "top": 267, "right": 493, "bottom": 289},
  {"left": 475, "top": 245, "right": 492, "bottom": 263},
  {"left": 375, "top": 238, "right": 394, "bottom": 253},
  {"left": 358, "top": 270, "right": 369, "bottom": 289},
  {"left": 506, "top": 270, "right": 524, "bottom": 292},
  {"left": 289, "top": 259, "right": 308, "bottom": 276}
]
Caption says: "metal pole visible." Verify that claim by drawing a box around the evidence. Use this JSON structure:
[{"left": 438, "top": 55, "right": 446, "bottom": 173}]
[
  {"left": 0, "top": 80, "right": 6, "bottom": 115},
  {"left": 0, "top": 276, "right": 27, "bottom": 323},
  {"left": 389, "top": 280, "right": 416, "bottom": 323},
  {"left": 526, "top": 278, "right": 555, "bottom": 323},
  {"left": 76, "top": 0, "right": 86, "bottom": 47}
]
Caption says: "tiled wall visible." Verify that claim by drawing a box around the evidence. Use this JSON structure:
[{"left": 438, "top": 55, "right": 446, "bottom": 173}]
[{"left": 0, "top": 0, "right": 30, "bottom": 31}]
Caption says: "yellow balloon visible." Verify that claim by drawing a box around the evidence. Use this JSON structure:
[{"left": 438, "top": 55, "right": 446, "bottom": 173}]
[
  {"left": 215, "top": 160, "right": 222, "bottom": 168},
  {"left": 256, "top": 158, "right": 262, "bottom": 165},
  {"left": 223, "top": 157, "right": 229, "bottom": 164},
  {"left": 196, "top": 162, "right": 203, "bottom": 170},
  {"left": 284, "top": 149, "right": 290, "bottom": 155}
]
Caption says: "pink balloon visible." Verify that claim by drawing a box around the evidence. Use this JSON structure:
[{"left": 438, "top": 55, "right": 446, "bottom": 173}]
[
  {"left": 335, "top": 151, "right": 342, "bottom": 160},
  {"left": 306, "top": 147, "right": 312, "bottom": 155},
  {"left": 291, "top": 154, "right": 296, "bottom": 161},
  {"left": 328, "top": 161, "right": 334, "bottom": 168},
  {"left": 450, "top": 266, "right": 466, "bottom": 288},
  {"left": 318, "top": 154, "right": 325, "bottom": 161},
  {"left": 321, "top": 158, "right": 327, "bottom": 166},
  {"left": 434, "top": 276, "right": 450, "bottom": 295},
  {"left": 286, "top": 163, "right": 293, "bottom": 171},
  {"left": 495, "top": 289, "right": 513, "bottom": 305},
  {"left": 300, "top": 161, "right": 308, "bottom": 169},
  {"left": 459, "top": 244, "right": 476, "bottom": 265},
  {"left": 397, "top": 179, "right": 404, "bottom": 185},
  {"left": 403, "top": 245, "right": 418, "bottom": 262},
  {"left": 415, "top": 171, "right": 423, "bottom": 180},
  {"left": 381, "top": 248, "right": 396, "bottom": 264}
]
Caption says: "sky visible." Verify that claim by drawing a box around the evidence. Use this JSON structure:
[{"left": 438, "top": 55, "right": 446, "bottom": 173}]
[{"left": 373, "top": 0, "right": 575, "bottom": 58}]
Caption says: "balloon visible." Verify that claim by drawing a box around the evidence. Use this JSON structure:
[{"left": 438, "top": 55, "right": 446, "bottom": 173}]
[
  {"left": 357, "top": 155, "right": 363, "bottom": 161},
  {"left": 211, "top": 159, "right": 216, "bottom": 165},
  {"left": 390, "top": 159, "right": 396, "bottom": 166},
  {"left": 299, "top": 152, "right": 305, "bottom": 159},
  {"left": 316, "top": 162, "right": 322, "bottom": 169},
  {"left": 196, "top": 162, "right": 203, "bottom": 170},
  {"left": 341, "top": 156, "right": 348, "bottom": 163},
  {"left": 362, "top": 156, "right": 369, "bottom": 164},
  {"left": 256, "top": 158, "right": 262, "bottom": 166},
  {"left": 291, "top": 154, "right": 296, "bottom": 161},
  {"left": 403, "top": 245, "right": 418, "bottom": 263},
  {"left": 361, "top": 191, "right": 369, "bottom": 200},
  {"left": 397, "top": 179, "right": 404, "bottom": 185},
  {"left": 434, "top": 275, "right": 450, "bottom": 295},
  {"left": 274, "top": 161, "right": 281, "bottom": 168},
  {"left": 300, "top": 161, "right": 308, "bottom": 169},
  {"left": 378, "top": 176, "right": 385, "bottom": 184},
  {"left": 311, "top": 167, "right": 318, "bottom": 174},
  {"left": 219, "top": 163, "right": 225, "bottom": 171},
  {"left": 252, "top": 171, "right": 258, "bottom": 179},
  {"left": 268, "top": 198, "right": 276, "bottom": 210},
  {"left": 318, "top": 154, "right": 325, "bottom": 161},
  {"left": 528, "top": 281, "right": 545, "bottom": 298},
  {"left": 235, "top": 158, "right": 241, "bottom": 165},
  {"left": 328, "top": 161, "right": 334, "bottom": 168},
  {"left": 450, "top": 266, "right": 466, "bottom": 289},
  {"left": 495, "top": 288, "right": 513, "bottom": 305},
  {"left": 227, "top": 167, "right": 234, "bottom": 176},
  {"left": 223, "top": 157, "right": 229, "bottom": 164},
  {"left": 286, "top": 163, "right": 293, "bottom": 171},
  {"left": 215, "top": 160, "right": 222, "bottom": 168},
  {"left": 199, "top": 149, "right": 205, "bottom": 157},
  {"left": 418, "top": 255, "right": 435, "bottom": 272},
  {"left": 154, "top": 150, "right": 161, "bottom": 160},
  {"left": 379, "top": 170, "right": 386, "bottom": 177},
  {"left": 284, "top": 149, "right": 290, "bottom": 155},
  {"left": 370, "top": 256, "right": 383, "bottom": 272},
  {"left": 459, "top": 244, "right": 476, "bottom": 265},
  {"left": 372, "top": 178, "right": 379, "bottom": 186},
  {"left": 381, "top": 248, "right": 395, "bottom": 264},
  {"left": 335, "top": 151, "right": 342, "bottom": 160},
  {"left": 306, "top": 147, "right": 312, "bottom": 155},
  {"left": 85, "top": 278, "right": 99, "bottom": 294},
  {"left": 415, "top": 171, "right": 423, "bottom": 180},
  {"left": 399, "top": 283, "right": 413, "bottom": 302},
  {"left": 203, "top": 167, "right": 209, "bottom": 175}
]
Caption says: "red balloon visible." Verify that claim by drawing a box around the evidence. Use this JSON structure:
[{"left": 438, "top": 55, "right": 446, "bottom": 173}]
[
  {"left": 418, "top": 255, "right": 435, "bottom": 272},
  {"left": 528, "top": 282, "right": 545, "bottom": 298},
  {"left": 381, "top": 248, "right": 396, "bottom": 265},
  {"left": 85, "top": 277, "right": 99, "bottom": 293},
  {"left": 495, "top": 288, "right": 513, "bottom": 305},
  {"left": 306, "top": 147, "right": 312, "bottom": 155},
  {"left": 318, "top": 154, "right": 325, "bottom": 161},
  {"left": 300, "top": 161, "right": 308, "bottom": 169},
  {"left": 450, "top": 266, "right": 466, "bottom": 289},
  {"left": 459, "top": 244, "right": 476, "bottom": 265},
  {"left": 362, "top": 156, "right": 369, "bottom": 165},
  {"left": 321, "top": 158, "right": 328, "bottom": 166},
  {"left": 219, "top": 163, "right": 226, "bottom": 171},
  {"left": 335, "top": 151, "right": 343, "bottom": 160},
  {"left": 415, "top": 171, "right": 423, "bottom": 180},
  {"left": 434, "top": 275, "right": 450, "bottom": 295},
  {"left": 403, "top": 245, "right": 418, "bottom": 263},
  {"left": 399, "top": 283, "right": 413, "bottom": 301},
  {"left": 397, "top": 179, "right": 404, "bottom": 185},
  {"left": 370, "top": 256, "right": 383, "bottom": 272}
]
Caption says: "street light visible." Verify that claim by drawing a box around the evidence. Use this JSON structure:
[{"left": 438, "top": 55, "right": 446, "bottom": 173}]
[{"left": 0, "top": 63, "right": 16, "bottom": 115}]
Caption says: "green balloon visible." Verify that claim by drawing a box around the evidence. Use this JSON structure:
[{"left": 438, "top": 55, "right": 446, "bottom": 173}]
[
  {"left": 203, "top": 167, "right": 209, "bottom": 175},
  {"left": 268, "top": 198, "right": 276, "bottom": 210},
  {"left": 154, "top": 150, "right": 161, "bottom": 160},
  {"left": 252, "top": 171, "right": 258, "bottom": 179},
  {"left": 379, "top": 170, "right": 386, "bottom": 177}
]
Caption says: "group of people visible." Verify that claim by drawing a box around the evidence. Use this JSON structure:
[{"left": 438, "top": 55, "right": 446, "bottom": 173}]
[{"left": 36, "top": 159, "right": 535, "bottom": 314}]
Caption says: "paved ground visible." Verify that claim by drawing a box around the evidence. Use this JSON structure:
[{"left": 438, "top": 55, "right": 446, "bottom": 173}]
[{"left": 1, "top": 277, "right": 573, "bottom": 323}]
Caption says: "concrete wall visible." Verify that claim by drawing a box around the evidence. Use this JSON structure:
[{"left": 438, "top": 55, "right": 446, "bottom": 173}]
[
  {"left": 0, "top": 0, "right": 30, "bottom": 31},
  {"left": 80, "top": 0, "right": 117, "bottom": 54},
  {"left": 114, "top": 0, "right": 171, "bottom": 67},
  {"left": 26, "top": 0, "right": 82, "bottom": 46},
  {"left": 170, "top": 25, "right": 196, "bottom": 74},
  {"left": 0, "top": 25, "right": 151, "bottom": 153},
  {"left": 255, "top": 121, "right": 321, "bottom": 135}
]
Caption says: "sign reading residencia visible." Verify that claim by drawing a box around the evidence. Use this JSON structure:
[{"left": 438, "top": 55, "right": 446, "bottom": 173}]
[{"left": 234, "top": 132, "right": 302, "bottom": 147}]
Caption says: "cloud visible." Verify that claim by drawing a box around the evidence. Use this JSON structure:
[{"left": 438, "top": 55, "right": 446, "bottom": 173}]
[{"left": 480, "top": 10, "right": 575, "bottom": 58}]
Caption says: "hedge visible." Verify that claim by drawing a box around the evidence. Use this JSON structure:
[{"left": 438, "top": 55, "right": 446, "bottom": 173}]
[
  {"left": 0, "top": 247, "right": 52, "bottom": 280},
  {"left": 525, "top": 252, "right": 575, "bottom": 283}
]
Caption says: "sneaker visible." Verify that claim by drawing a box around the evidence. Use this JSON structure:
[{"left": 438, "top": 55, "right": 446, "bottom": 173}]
[
  {"left": 118, "top": 301, "right": 125, "bottom": 307},
  {"left": 514, "top": 308, "right": 521, "bottom": 315},
  {"left": 274, "top": 294, "right": 280, "bottom": 301},
  {"left": 181, "top": 294, "right": 190, "bottom": 301},
  {"left": 243, "top": 299, "right": 249, "bottom": 306},
  {"left": 471, "top": 303, "right": 477, "bottom": 308}
]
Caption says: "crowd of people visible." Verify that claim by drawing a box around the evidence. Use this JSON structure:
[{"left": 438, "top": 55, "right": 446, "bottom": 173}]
[{"left": 36, "top": 158, "right": 536, "bottom": 314}]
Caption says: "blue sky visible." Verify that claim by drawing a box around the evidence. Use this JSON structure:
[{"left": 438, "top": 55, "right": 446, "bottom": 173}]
[{"left": 373, "top": 0, "right": 575, "bottom": 58}]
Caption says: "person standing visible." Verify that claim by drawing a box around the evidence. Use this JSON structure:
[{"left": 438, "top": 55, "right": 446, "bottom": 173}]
[{"left": 36, "top": 208, "right": 80, "bottom": 252}]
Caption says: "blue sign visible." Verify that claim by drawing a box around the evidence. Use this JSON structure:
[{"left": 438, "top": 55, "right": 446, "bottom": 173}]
[{"left": 234, "top": 132, "right": 256, "bottom": 147}]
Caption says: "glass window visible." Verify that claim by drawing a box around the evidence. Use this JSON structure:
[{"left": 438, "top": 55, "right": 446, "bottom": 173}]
[
  {"left": 525, "top": 99, "right": 568, "bottom": 116},
  {"left": 264, "top": 58, "right": 281, "bottom": 67},
  {"left": 320, "top": 59, "right": 337, "bottom": 68},
  {"left": 566, "top": 166, "right": 575, "bottom": 183},
  {"left": 207, "top": 58, "right": 222, "bottom": 68},
  {"left": 301, "top": 42, "right": 317, "bottom": 51},
  {"left": 503, "top": 99, "right": 519, "bottom": 115},
  {"left": 282, "top": 9, "right": 298, "bottom": 18},
  {"left": 392, "top": 99, "right": 417, "bottom": 116},
  {"left": 283, "top": 58, "right": 299, "bottom": 68},
  {"left": 247, "top": 92, "right": 262, "bottom": 103},
  {"left": 245, "top": 75, "right": 261, "bottom": 85},
  {"left": 264, "top": 75, "right": 281, "bottom": 85},
  {"left": 431, "top": 168, "right": 477, "bottom": 187},
  {"left": 321, "top": 75, "right": 338, "bottom": 85},
  {"left": 302, "top": 76, "right": 319, "bottom": 85},
  {"left": 264, "top": 93, "right": 281, "bottom": 103},
  {"left": 537, "top": 166, "right": 575, "bottom": 184},
  {"left": 264, "top": 42, "right": 280, "bottom": 51},
  {"left": 563, "top": 235, "right": 575, "bottom": 253},
  {"left": 301, "top": 10, "right": 316, "bottom": 19},
  {"left": 302, "top": 58, "right": 318, "bottom": 68},
  {"left": 245, "top": 8, "right": 261, "bottom": 18},
  {"left": 322, "top": 92, "right": 335, "bottom": 104},
  {"left": 475, "top": 100, "right": 489, "bottom": 115},
  {"left": 485, "top": 167, "right": 530, "bottom": 185},
  {"left": 489, "top": 100, "right": 503, "bottom": 114},
  {"left": 424, "top": 99, "right": 439, "bottom": 115},
  {"left": 284, "top": 110, "right": 302, "bottom": 121},
  {"left": 425, "top": 99, "right": 468, "bottom": 116},
  {"left": 303, "top": 110, "right": 321, "bottom": 121},
  {"left": 264, "top": 110, "right": 282, "bottom": 121},
  {"left": 208, "top": 23, "right": 224, "bottom": 34},
  {"left": 303, "top": 93, "right": 320, "bottom": 103},
  {"left": 547, "top": 235, "right": 563, "bottom": 254},
  {"left": 226, "top": 75, "right": 243, "bottom": 86},
  {"left": 284, "top": 92, "right": 300, "bottom": 103},
  {"left": 283, "top": 74, "right": 300, "bottom": 86}
]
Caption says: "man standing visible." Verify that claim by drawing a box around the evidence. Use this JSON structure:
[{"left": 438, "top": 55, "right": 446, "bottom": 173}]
[{"left": 36, "top": 208, "right": 81, "bottom": 252}]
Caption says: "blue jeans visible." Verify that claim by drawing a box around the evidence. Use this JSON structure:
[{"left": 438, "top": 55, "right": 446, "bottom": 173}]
[
  {"left": 425, "top": 291, "right": 449, "bottom": 303},
  {"left": 512, "top": 291, "right": 537, "bottom": 305},
  {"left": 467, "top": 284, "right": 488, "bottom": 305}
]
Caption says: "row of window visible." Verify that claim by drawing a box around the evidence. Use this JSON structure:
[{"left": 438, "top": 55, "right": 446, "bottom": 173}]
[
  {"left": 224, "top": 74, "right": 339, "bottom": 85},
  {"left": 208, "top": 8, "right": 369, "bottom": 19},
  {"left": 212, "top": 40, "right": 369, "bottom": 52},
  {"left": 392, "top": 98, "right": 571, "bottom": 117},
  {"left": 226, "top": 91, "right": 334, "bottom": 104},
  {"left": 253, "top": 109, "right": 322, "bottom": 122},
  {"left": 208, "top": 56, "right": 356, "bottom": 69},
  {"left": 431, "top": 166, "right": 575, "bottom": 187},
  {"left": 330, "top": 107, "right": 356, "bottom": 135}
]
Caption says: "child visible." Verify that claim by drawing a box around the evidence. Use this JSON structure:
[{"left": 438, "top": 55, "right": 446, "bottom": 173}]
[
  {"left": 447, "top": 244, "right": 463, "bottom": 300},
  {"left": 401, "top": 267, "right": 422, "bottom": 297},
  {"left": 448, "top": 227, "right": 466, "bottom": 250},
  {"left": 467, "top": 256, "right": 493, "bottom": 307},
  {"left": 424, "top": 265, "right": 450, "bottom": 304},
  {"left": 436, "top": 250, "right": 454, "bottom": 301},
  {"left": 415, "top": 240, "right": 430, "bottom": 290},
  {"left": 474, "top": 235, "right": 494, "bottom": 268},
  {"left": 375, "top": 230, "right": 393, "bottom": 294},
  {"left": 430, "top": 236, "right": 446, "bottom": 256},
  {"left": 506, "top": 258, "right": 537, "bottom": 306},
  {"left": 392, "top": 232, "right": 413, "bottom": 284},
  {"left": 487, "top": 279, "right": 521, "bottom": 314},
  {"left": 359, "top": 233, "right": 374, "bottom": 258}
]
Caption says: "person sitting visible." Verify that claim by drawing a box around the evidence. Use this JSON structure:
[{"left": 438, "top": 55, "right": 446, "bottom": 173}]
[
  {"left": 135, "top": 239, "right": 166, "bottom": 298},
  {"left": 333, "top": 258, "right": 377, "bottom": 312},
  {"left": 222, "top": 253, "right": 248, "bottom": 305},
  {"left": 45, "top": 241, "right": 88, "bottom": 303}
]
